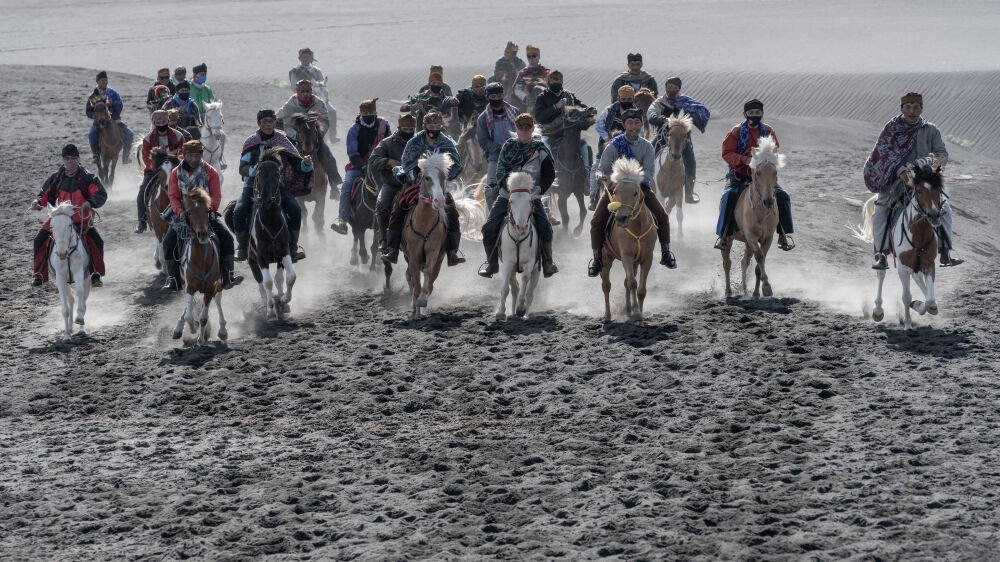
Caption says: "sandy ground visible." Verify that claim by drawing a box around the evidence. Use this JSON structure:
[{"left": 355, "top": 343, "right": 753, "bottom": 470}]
[{"left": 2, "top": 7, "right": 1000, "bottom": 556}]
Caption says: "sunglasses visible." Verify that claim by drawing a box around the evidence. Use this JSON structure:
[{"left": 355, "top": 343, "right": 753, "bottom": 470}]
[
  {"left": 516, "top": 124, "right": 533, "bottom": 130},
  {"left": 527, "top": 55, "right": 539, "bottom": 59},
  {"left": 158, "top": 75, "right": 169, "bottom": 80}
]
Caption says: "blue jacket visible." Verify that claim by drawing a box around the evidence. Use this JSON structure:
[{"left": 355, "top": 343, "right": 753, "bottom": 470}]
[{"left": 85, "top": 87, "right": 124, "bottom": 120}]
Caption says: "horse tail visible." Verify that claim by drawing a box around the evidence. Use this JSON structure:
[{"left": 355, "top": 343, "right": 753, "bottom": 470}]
[
  {"left": 453, "top": 195, "right": 486, "bottom": 241},
  {"left": 849, "top": 194, "right": 877, "bottom": 243}
]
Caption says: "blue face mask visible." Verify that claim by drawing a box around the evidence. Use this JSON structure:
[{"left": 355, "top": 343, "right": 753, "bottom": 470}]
[
  {"left": 195, "top": 75, "right": 206, "bottom": 85},
  {"left": 178, "top": 92, "right": 190, "bottom": 101}
]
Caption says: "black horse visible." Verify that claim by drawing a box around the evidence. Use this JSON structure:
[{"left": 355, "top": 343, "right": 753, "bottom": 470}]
[
  {"left": 347, "top": 165, "right": 380, "bottom": 269},
  {"left": 548, "top": 105, "right": 596, "bottom": 237}
]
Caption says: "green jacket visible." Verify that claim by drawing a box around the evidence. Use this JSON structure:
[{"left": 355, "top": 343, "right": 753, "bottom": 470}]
[{"left": 190, "top": 84, "right": 217, "bottom": 114}]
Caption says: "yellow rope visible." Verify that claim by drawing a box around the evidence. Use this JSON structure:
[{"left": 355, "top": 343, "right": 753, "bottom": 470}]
[{"left": 605, "top": 181, "right": 657, "bottom": 261}]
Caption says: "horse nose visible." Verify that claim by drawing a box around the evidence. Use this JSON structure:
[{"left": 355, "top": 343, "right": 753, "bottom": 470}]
[
  {"left": 433, "top": 196, "right": 444, "bottom": 209},
  {"left": 57, "top": 251, "right": 68, "bottom": 260},
  {"left": 763, "top": 198, "right": 774, "bottom": 209}
]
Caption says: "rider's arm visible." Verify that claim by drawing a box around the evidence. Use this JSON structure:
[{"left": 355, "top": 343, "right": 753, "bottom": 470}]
[
  {"left": 239, "top": 150, "right": 255, "bottom": 178},
  {"left": 647, "top": 100, "right": 667, "bottom": 127},
  {"left": 108, "top": 89, "right": 124, "bottom": 119},
  {"left": 539, "top": 155, "right": 555, "bottom": 194},
  {"left": 533, "top": 94, "right": 561, "bottom": 125},
  {"left": 928, "top": 126, "right": 949, "bottom": 166},
  {"left": 445, "top": 142, "right": 463, "bottom": 180},
  {"left": 597, "top": 143, "right": 617, "bottom": 178},
  {"left": 721, "top": 129, "right": 745, "bottom": 168},
  {"left": 85, "top": 172, "right": 108, "bottom": 208},
  {"left": 346, "top": 125, "right": 362, "bottom": 168},
  {"left": 595, "top": 108, "right": 610, "bottom": 141},
  {"left": 207, "top": 166, "right": 222, "bottom": 211},
  {"left": 37, "top": 174, "right": 57, "bottom": 206},
  {"left": 475, "top": 114, "right": 495, "bottom": 154},
  {"left": 141, "top": 137, "right": 153, "bottom": 170},
  {"left": 167, "top": 169, "right": 184, "bottom": 216},
  {"left": 610, "top": 78, "right": 622, "bottom": 105},
  {"left": 85, "top": 96, "right": 96, "bottom": 119}
]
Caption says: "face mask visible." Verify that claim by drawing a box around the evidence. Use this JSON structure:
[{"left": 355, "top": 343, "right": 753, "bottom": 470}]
[
  {"left": 489, "top": 99, "right": 504, "bottom": 109},
  {"left": 362, "top": 115, "right": 376, "bottom": 125},
  {"left": 297, "top": 93, "right": 312, "bottom": 105},
  {"left": 62, "top": 159, "right": 80, "bottom": 174},
  {"left": 195, "top": 75, "right": 206, "bottom": 85},
  {"left": 156, "top": 124, "right": 169, "bottom": 133},
  {"left": 549, "top": 83, "right": 563, "bottom": 94},
  {"left": 620, "top": 101, "right": 633, "bottom": 110},
  {"left": 400, "top": 130, "right": 414, "bottom": 140},
  {"left": 425, "top": 129, "right": 440, "bottom": 140},
  {"left": 178, "top": 92, "right": 190, "bottom": 101},
  {"left": 747, "top": 115, "right": 762, "bottom": 126},
  {"left": 429, "top": 84, "right": 442, "bottom": 94}
]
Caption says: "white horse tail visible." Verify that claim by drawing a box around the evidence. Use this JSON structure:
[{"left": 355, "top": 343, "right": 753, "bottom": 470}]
[
  {"left": 849, "top": 194, "right": 878, "bottom": 243},
  {"left": 453, "top": 194, "right": 486, "bottom": 241}
]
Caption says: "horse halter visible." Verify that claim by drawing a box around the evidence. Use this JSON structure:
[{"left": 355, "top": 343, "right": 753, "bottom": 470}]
[
  {"left": 253, "top": 160, "right": 282, "bottom": 205},
  {"left": 606, "top": 179, "right": 644, "bottom": 221},
  {"left": 506, "top": 188, "right": 534, "bottom": 233}
]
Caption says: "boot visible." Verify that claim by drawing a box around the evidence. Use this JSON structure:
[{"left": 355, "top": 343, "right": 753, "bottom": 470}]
[
  {"left": 381, "top": 229, "right": 401, "bottom": 264},
  {"left": 90, "top": 273, "right": 103, "bottom": 287},
  {"left": 939, "top": 251, "right": 964, "bottom": 267},
  {"left": 714, "top": 237, "right": 727, "bottom": 251},
  {"left": 588, "top": 194, "right": 598, "bottom": 211},
  {"left": 134, "top": 218, "right": 147, "bottom": 234},
  {"left": 162, "top": 259, "right": 181, "bottom": 291},
  {"left": 289, "top": 230, "right": 306, "bottom": 262},
  {"left": 235, "top": 232, "right": 249, "bottom": 262},
  {"left": 587, "top": 252, "right": 603, "bottom": 277},
  {"left": 32, "top": 276, "right": 46, "bottom": 287},
  {"left": 221, "top": 255, "right": 243, "bottom": 289},
  {"left": 377, "top": 226, "right": 388, "bottom": 253},
  {"left": 91, "top": 147, "right": 100, "bottom": 166},
  {"left": 446, "top": 231, "right": 465, "bottom": 267},
  {"left": 777, "top": 233, "right": 795, "bottom": 251},
  {"left": 684, "top": 177, "right": 700, "bottom": 204},
  {"left": 330, "top": 218, "right": 348, "bottom": 235},
  {"left": 478, "top": 249, "right": 499, "bottom": 278},
  {"left": 540, "top": 241, "right": 558, "bottom": 278},
  {"left": 661, "top": 247, "right": 677, "bottom": 269},
  {"left": 872, "top": 253, "right": 888, "bottom": 270}
]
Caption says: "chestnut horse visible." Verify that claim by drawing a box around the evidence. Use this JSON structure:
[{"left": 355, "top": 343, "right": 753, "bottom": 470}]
[
  {"left": 288, "top": 112, "right": 327, "bottom": 235},
  {"left": 145, "top": 148, "right": 179, "bottom": 272},
  {"left": 721, "top": 136, "right": 785, "bottom": 299},
  {"left": 92, "top": 102, "right": 122, "bottom": 185},
  {"left": 402, "top": 152, "right": 451, "bottom": 319},
  {"left": 172, "top": 187, "right": 227, "bottom": 344},
  {"left": 654, "top": 112, "right": 693, "bottom": 240},
  {"left": 599, "top": 158, "right": 656, "bottom": 324},
  {"left": 853, "top": 158, "right": 946, "bottom": 329},
  {"left": 634, "top": 87, "right": 657, "bottom": 140}
]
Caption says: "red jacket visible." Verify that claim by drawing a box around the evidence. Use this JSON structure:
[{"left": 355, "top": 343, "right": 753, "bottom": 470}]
[
  {"left": 168, "top": 162, "right": 222, "bottom": 216},
  {"left": 722, "top": 122, "right": 778, "bottom": 178},
  {"left": 38, "top": 167, "right": 107, "bottom": 226},
  {"left": 142, "top": 127, "right": 185, "bottom": 172}
]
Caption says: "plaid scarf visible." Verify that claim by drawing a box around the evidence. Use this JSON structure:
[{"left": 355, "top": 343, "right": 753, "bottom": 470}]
[
  {"left": 863, "top": 116, "right": 923, "bottom": 193},
  {"left": 482, "top": 102, "right": 519, "bottom": 135},
  {"left": 496, "top": 139, "right": 550, "bottom": 186}
]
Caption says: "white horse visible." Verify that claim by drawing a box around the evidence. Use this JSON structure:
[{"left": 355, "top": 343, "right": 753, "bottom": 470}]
[
  {"left": 47, "top": 202, "right": 92, "bottom": 342},
  {"left": 200, "top": 102, "right": 226, "bottom": 179},
  {"left": 496, "top": 172, "right": 542, "bottom": 320}
]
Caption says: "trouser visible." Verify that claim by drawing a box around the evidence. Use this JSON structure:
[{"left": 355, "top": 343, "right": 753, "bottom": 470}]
[
  {"left": 184, "top": 126, "right": 201, "bottom": 140},
  {"left": 89, "top": 121, "right": 135, "bottom": 151},
  {"left": 317, "top": 140, "right": 342, "bottom": 187},
  {"left": 682, "top": 136, "right": 696, "bottom": 181},
  {"left": 33, "top": 228, "right": 104, "bottom": 278},
  {"left": 590, "top": 186, "right": 670, "bottom": 252},
  {"left": 872, "top": 190, "right": 953, "bottom": 255},
  {"left": 233, "top": 183, "right": 302, "bottom": 234},
  {"left": 338, "top": 168, "right": 364, "bottom": 222},
  {"left": 376, "top": 183, "right": 402, "bottom": 233},
  {"left": 386, "top": 190, "right": 460, "bottom": 246},
  {"left": 481, "top": 195, "right": 553, "bottom": 255},
  {"left": 715, "top": 174, "right": 793, "bottom": 237},
  {"left": 162, "top": 217, "right": 234, "bottom": 262},
  {"left": 137, "top": 170, "right": 157, "bottom": 220}
]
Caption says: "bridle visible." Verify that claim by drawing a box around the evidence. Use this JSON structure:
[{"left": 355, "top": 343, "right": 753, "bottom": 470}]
[
  {"left": 747, "top": 166, "right": 778, "bottom": 222},
  {"left": 505, "top": 188, "right": 536, "bottom": 265},
  {"left": 252, "top": 159, "right": 288, "bottom": 240}
]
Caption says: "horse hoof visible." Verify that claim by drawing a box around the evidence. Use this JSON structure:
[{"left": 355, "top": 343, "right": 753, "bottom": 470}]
[
  {"left": 872, "top": 309, "right": 884, "bottom": 322},
  {"left": 573, "top": 225, "right": 584, "bottom": 238},
  {"left": 515, "top": 307, "right": 526, "bottom": 318},
  {"left": 75, "top": 317, "right": 85, "bottom": 325},
  {"left": 762, "top": 285, "right": 773, "bottom": 297},
  {"left": 62, "top": 335, "right": 73, "bottom": 343},
  {"left": 218, "top": 330, "right": 228, "bottom": 341},
  {"left": 361, "top": 254, "right": 369, "bottom": 265},
  {"left": 495, "top": 312, "right": 506, "bottom": 321},
  {"left": 927, "top": 304, "right": 938, "bottom": 316},
  {"left": 416, "top": 297, "right": 428, "bottom": 308},
  {"left": 154, "top": 261, "right": 162, "bottom": 270},
  {"left": 171, "top": 330, "right": 182, "bottom": 340},
  {"left": 350, "top": 255, "right": 359, "bottom": 266},
  {"left": 280, "top": 302, "right": 291, "bottom": 314}
]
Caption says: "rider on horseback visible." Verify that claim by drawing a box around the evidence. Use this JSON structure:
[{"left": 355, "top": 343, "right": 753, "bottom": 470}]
[
  {"left": 493, "top": 41, "right": 525, "bottom": 91},
  {"left": 331, "top": 98, "right": 391, "bottom": 235},
  {"left": 146, "top": 68, "right": 174, "bottom": 112},
  {"left": 593, "top": 85, "right": 635, "bottom": 208},
  {"left": 715, "top": 99, "right": 794, "bottom": 251},
  {"left": 381, "top": 111, "right": 465, "bottom": 267},
  {"left": 167, "top": 109, "right": 193, "bottom": 141},
  {"left": 31, "top": 144, "right": 107, "bottom": 287},
  {"left": 865, "top": 92, "right": 960, "bottom": 269},
  {"left": 189, "top": 63, "right": 217, "bottom": 115},
  {"left": 609, "top": 53, "right": 657, "bottom": 103},
  {"left": 86, "top": 71, "right": 134, "bottom": 165},
  {"left": 647, "top": 76, "right": 711, "bottom": 204},
  {"left": 135, "top": 110, "right": 185, "bottom": 233},
  {"left": 419, "top": 65, "right": 454, "bottom": 97},
  {"left": 478, "top": 113, "right": 558, "bottom": 279},
  {"left": 234, "top": 110, "right": 313, "bottom": 262},
  {"left": 512, "top": 45, "right": 549, "bottom": 107},
  {"left": 588, "top": 109, "right": 677, "bottom": 276},
  {"left": 162, "top": 141, "right": 242, "bottom": 291},
  {"left": 372, "top": 114, "right": 417, "bottom": 255},
  {"left": 289, "top": 47, "right": 339, "bottom": 142},
  {"left": 477, "top": 82, "right": 519, "bottom": 204},
  {"left": 161, "top": 81, "right": 202, "bottom": 140},
  {"left": 170, "top": 66, "right": 186, "bottom": 91},
  {"left": 277, "top": 80, "right": 342, "bottom": 189},
  {"left": 451, "top": 75, "right": 489, "bottom": 126},
  {"left": 534, "top": 70, "right": 588, "bottom": 225},
  {"left": 404, "top": 71, "right": 457, "bottom": 132}
]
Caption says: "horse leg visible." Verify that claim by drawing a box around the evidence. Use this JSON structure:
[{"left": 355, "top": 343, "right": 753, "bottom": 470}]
[
  {"left": 899, "top": 265, "right": 914, "bottom": 330},
  {"left": 497, "top": 248, "right": 513, "bottom": 320},
  {"left": 919, "top": 272, "right": 937, "bottom": 315},
  {"left": 523, "top": 266, "right": 541, "bottom": 318},
  {"left": 574, "top": 189, "right": 586, "bottom": 238},
  {"left": 359, "top": 228, "right": 369, "bottom": 265},
  {"left": 676, "top": 201, "right": 684, "bottom": 242},
  {"left": 297, "top": 196, "right": 309, "bottom": 236},
  {"left": 54, "top": 266, "right": 73, "bottom": 342},
  {"left": 75, "top": 260, "right": 89, "bottom": 329},
  {"left": 421, "top": 254, "right": 444, "bottom": 315},
  {"left": 601, "top": 258, "right": 613, "bottom": 322},
  {"left": 510, "top": 267, "right": 522, "bottom": 318},
  {"left": 184, "top": 292, "right": 198, "bottom": 333},
  {"left": 556, "top": 192, "right": 569, "bottom": 232},
  {"left": 740, "top": 241, "right": 754, "bottom": 298},
  {"left": 260, "top": 267, "right": 277, "bottom": 320},
  {"left": 909, "top": 270, "right": 929, "bottom": 317},
  {"left": 313, "top": 189, "right": 326, "bottom": 235},
  {"left": 199, "top": 292, "right": 212, "bottom": 344},
  {"left": 873, "top": 268, "right": 887, "bottom": 322},
  {"left": 350, "top": 228, "right": 359, "bottom": 265},
  {"left": 109, "top": 156, "right": 117, "bottom": 187},
  {"left": 384, "top": 262, "right": 393, "bottom": 293},
  {"left": 622, "top": 255, "right": 636, "bottom": 321},
  {"left": 409, "top": 257, "right": 423, "bottom": 319},
  {"left": 215, "top": 292, "right": 228, "bottom": 341},
  {"left": 722, "top": 242, "right": 733, "bottom": 298},
  {"left": 281, "top": 255, "right": 296, "bottom": 307},
  {"left": 636, "top": 260, "right": 650, "bottom": 325}
]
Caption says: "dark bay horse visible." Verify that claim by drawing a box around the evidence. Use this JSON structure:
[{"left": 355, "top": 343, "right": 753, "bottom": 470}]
[
  {"left": 347, "top": 165, "right": 380, "bottom": 268},
  {"left": 549, "top": 105, "right": 596, "bottom": 237},
  {"left": 146, "top": 147, "right": 178, "bottom": 272},
  {"left": 288, "top": 112, "right": 327, "bottom": 235}
]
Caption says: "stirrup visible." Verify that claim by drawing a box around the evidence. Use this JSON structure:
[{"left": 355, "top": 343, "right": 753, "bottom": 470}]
[
  {"left": 940, "top": 253, "right": 964, "bottom": 267},
  {"left": 778, "top": 235, "right": 795, "bottom": 251},
  {"left": 447, "top": 249, "right": 466, "bottom": 267},
  {"left": 872, "top": 253, "right": 889, "bottom": 270},
  {"left": 714, "top": 237, "right": 727, "bottom": 250}
]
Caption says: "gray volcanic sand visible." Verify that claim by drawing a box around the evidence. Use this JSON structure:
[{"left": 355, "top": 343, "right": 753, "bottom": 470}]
[{"left": 3, "top": 37, "right": 1000, "bottom": 562}]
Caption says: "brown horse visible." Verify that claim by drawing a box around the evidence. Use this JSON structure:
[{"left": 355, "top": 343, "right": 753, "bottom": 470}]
[
  {"left": 456, "top": 118, "right": 485, "bottom": 184},
  {"left": 172, "top": 187, "right": 227, "bottom": 344},
  {"left": 402, "top": 152, "right": 451, "bottom": 319},
  {"left": 599, "top": 158, "right": 656, "bottom": 324},
  {"left": 92, "top": 102, "right": 122, "bottom": 185},
  {"left": 721, "top": 136, "right": 784, "bottom": 299},
  {"left": 145, "top": 147, "right": 179, "bottom": 271},
  {"left": 655, "top": 112, "right": 693, "bottom": 240},
  {"left": 634, "top": 87, "right": 657, "bottom": 140},
  {"left": 288, "top": 112, "right": 328, "bottom": 235}
]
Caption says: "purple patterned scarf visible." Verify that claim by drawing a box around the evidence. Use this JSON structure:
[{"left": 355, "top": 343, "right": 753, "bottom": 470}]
[
  {"left": 864, "top": 116, "right": 922, "bottom": 193},
  {"left": 242, "top": 130, "right": 314, "bottom": 196}
]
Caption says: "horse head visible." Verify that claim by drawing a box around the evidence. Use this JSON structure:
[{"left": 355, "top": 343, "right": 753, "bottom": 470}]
[
  {"left": 48, "top": 201, "right": 78, "bottom": 260},
  {"left": 749, "top": 136, "right": 785, "bottom": 209},
  {"left": 93, "top": 102, "right": 112, "bottom": 125},
  {"left": 182, "top": 187, "right": 213, "bottom": 245},
  {"left": 203, "top": 102, "right": 224, "bottom": 137},
  {"left": 255, "top": 147, "right": 285, "bottom": 208},
  {"left": 634, "top": 88, "right": 656, "bottom": 113},
  {"left": 506, "top": 171, "right": 539, "bottom": 236},
  {"left": 289, "top": 112, "right": 320, "bottom": 155},
  {"left": 418, "top": 152, "right": 452, "bottom": 210},
  {"left": 910, "top": 157, "right": 945, "bottom": 228},
  {"left": 151, "top": 147, "right": 178, "bottom": 185},
  {"left": 609, "top": 158, "right": 645, "bottom": 228},
  {"left": 666, "top": 112, "right": 693, "bottom": 162},
  {"left": 564, "top": 105, "right": 597, "bottom": 130}
]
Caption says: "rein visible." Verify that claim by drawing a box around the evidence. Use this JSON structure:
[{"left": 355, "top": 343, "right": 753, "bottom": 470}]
[
  {"left": 604, "top": 181, "right": 656, "bottom": 261},
  {"left": 406, "top": 179, "right": 444, "bottom": 263},
  {"left": 252, "top": 162, "right": 289, "bottom": 242},
  {"left": 504, "top": 189, "right": 536, "bottom": 269},
  {"left": 182, "top": 235, "right": 219, "bottom": 288}
]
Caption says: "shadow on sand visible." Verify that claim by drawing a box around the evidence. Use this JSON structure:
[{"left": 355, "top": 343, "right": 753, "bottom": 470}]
[
  {"left": 880, "top": 325, "right": 973, "bottom": 358},
  {"left": 726, "top": 296, "right": 800, "bottom": 314}
]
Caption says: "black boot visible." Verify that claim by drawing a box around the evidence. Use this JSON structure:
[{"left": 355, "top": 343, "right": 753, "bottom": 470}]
[
  {"left": 381, "top": 229, "right": 401, "bottom": 264},
  {"left": 377, "top": 226, "right": 388, "bottom": 253},
  {"left": 91, "top": 148, "right": 100, "bottom": 166},
  {"left": 134, "top": 218, "right": 147, "bottom": 234},
  {"left": 661, "top": 247, "right": 677, "bottom": 269},
  {"left": 684, "top": 176, "right": 700, "bottom": 204},
  {"left": 587, "top": 252, "right": 603, "bottom": 277},
  {"left": 540, "top": 241, "right": 558, "bottom": 278},
  {"left": 446, "top": 231, "right": 465, "bottom": 267},
  {"left": 235, "top": 232, "right": 249, "bottom": 262},
  {"left": 221, "top": 255, "right": 243, "bottom": 289},
  {"left": 289, "top": 230, "right": 305, "bottom": 262},
  {"left": 162, "top": 259, "right": 181, "bottom": 291},
  {"left": 478, "top": 249, "right": 499, "bottom": 278}
]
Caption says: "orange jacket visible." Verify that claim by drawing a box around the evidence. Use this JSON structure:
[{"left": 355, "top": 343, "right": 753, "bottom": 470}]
[
  {"left": 168, "top": 162, "right": 221, "bottom": 216},
  {"left": 722, "top": 122, "right": 778, "bottom": 178}
]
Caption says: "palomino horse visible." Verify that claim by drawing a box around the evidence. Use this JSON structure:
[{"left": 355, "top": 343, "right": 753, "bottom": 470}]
[
  {"left": 599, "top": 158, "right": 657, "bottom": 324},
  {"left": 248, "top": 148, "right": 296, "bottom": 320},
  {"left": 173, "top": 187, "right": 227, "bottom": 344},
  {"left": 550, "top": 105, "right": 597, "bottom": 236},
  {"left": 721, "top": 136, "right": 785, "bottom": 299},
  {"left": 402, "top": 152, "right": 451, "bottom": 319},
  {"left": 634, "top": 88, "right": 657, "bottom": 140},
  {"left": 200, "top": 102, "right": 227, "bottom": 179},
  {"left": 853, "top": 158, "right": 946, "bottom": 330},
  {"left": 288, "top": 112, "right": 327, "bottom": 235},
  {"left": 145, "top": 148, "right": 179, "bottom": 272},
  {"left": 347, "top": 165, "right": 380, "bottom": 268},
  {"left": 47, "top": 202, "right": 92, "bottom": 342},
  {"left": 495, "top": 172, "right": 542, "bottom": 320},
  {"left": 92, "top": 102, "right": 122, "bottom": 185},
  {"left": 654, "top": 111, "right": 693, "bottom": 240}
]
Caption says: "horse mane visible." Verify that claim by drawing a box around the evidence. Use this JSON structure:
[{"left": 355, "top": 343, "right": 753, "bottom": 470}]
[
  {"left": 93, "top": 102, "right": 110, "bottom": 117},
  {"left": 50, "top": 200, "right": 76, "bottom": 217},
  {"left": 289, "top": 112, "right": 320, "bottom": 128},
  {"left": 611, "top": 158, "right": 645, "bottom": 184},
  {"left": 418, "top": 152, "right": 454, "bottom": 178},
  {"left": 184, "top": 187, "right": 212, "bottom": 208},
  {"left": 913, "top": 164, "right": 943, "bottom": 190},
  {"left": 634, "top": 88, "right": 656, "bottom": 111},
  {"left": 204, "top": 101, "right": 223, "bottom": 112},
  {"left": 261, "top": 147, "right": 285, "bottom": 167},
  {"left": 750, "top": 136, "right": 786, "bottom": 169},
  {"left": 150, "top": 146, "right": 174, "bottom": 168},
  {"left": 507, "top": 171, "right": 535, "bottom": 193},
  {"left": 667, "top": 111, "right": 693, "bottom": 133}
]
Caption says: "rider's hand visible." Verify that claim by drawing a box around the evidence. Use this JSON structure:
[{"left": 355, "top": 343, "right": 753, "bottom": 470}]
[
  {"left": 555, "top": 100, "right": 565, "bottom": 109},
  {"left": 303, "top": 155, "right": 313, "bottom": 167},
  {"left": 899, "top": 169, "right": 913, "bottom": 185},
  {"left": 31, "top": 200, "right": 42, "bottom": 211},
  {"left": 451, "top": 99, "right": 460, "bottom": 106},
  {"left": 81, "top": 201, "right": 92, "bottom": 215}
]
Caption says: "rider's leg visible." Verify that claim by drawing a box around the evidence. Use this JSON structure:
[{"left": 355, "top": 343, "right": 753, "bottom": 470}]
[
  {"left": 590, "top": 145, "right": 605, "bottom": 209},
  {"left": 119, "top": 122, "right": 134, "bottom": 163},
  {"left": 485, "top": 160, "right": 500, "bottom": 209},
  {"left": 445, "top": 193, "right": 465, "bottom": 266},
  {"left": 871, "top": 191, "right": 893, "bottom": 269},
  {"left": 533, "top": 199, "right": 558, "bottom": 277},
  {"left": 376, "top": 183, "right": 400, "bottom": 250},
  {"left": 318, "top": 140, "right": 342, "bottom": 186},
  {"left": 233, "top": 182, "right": 254, "bottom": 261},
  {"left": 478, "top": 194, "right": 508, "bottom": 277},
  {"left": 87, "top": 229, "right": 105, "bottom": 285},
  {"left": 33, "top": 229, "right": 50, "bottom": 284},
  {"left": 682, "top": 135, "right": 699, "bottom": 204},
  {"left": 187, "top": 126, "right": 201, "bottom": 140},
  {"left": 88, "top": 123, "right": 100, "bottom": 163},
  {"left": 333, "top": 168, "right": 362, "bottom": 233},
  {"left": 280, "top": 187, "right": 305, "bottom": 260},
  {"left": 775, "top": 186, "right": 794, "bottom": 250},
  {"left": 161, "top": 227, "right": 181, "bottom": 290},
  {"left": 937, "top": 199, "right": 962, "bottom": 266},
  {"left": 588, "top": 190, "right": 611, "bottom": 276},
  {"left": 643, "top": 186, "right": 676, "bottom": 268},
  {"left": 714, "top": 175, "right": 744, "bottom": 250},
  {"left": 135, "top": 170, "right": 156, "bottom": 232},
  {"left": 381, "top": 192, "right": 409, "bottom": 264},
  {"left": 210, "top": 218, "right": 242, "bottom": 288}
]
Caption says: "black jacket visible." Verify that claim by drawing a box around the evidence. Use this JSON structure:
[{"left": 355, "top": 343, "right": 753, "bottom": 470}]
[
  {"left": 533, "top": 89, "right": 585, "bottom": 126},
  {"left": 369, "top": 131, "right": 409, "bottom": 188}
]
